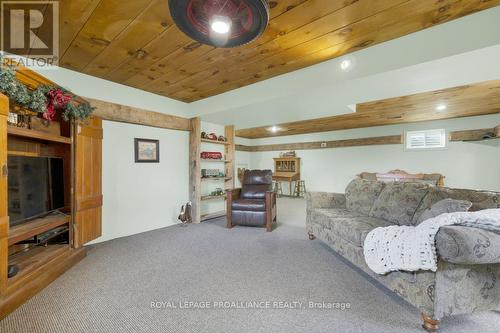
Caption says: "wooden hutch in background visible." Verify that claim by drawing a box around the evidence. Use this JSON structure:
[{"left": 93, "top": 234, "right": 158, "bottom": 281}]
[
  {"left": 0, "top": 66, "right": 103, "bottom": 318},
  {"left": 272, "top": 157, "right": 301, "bottom": 196}
]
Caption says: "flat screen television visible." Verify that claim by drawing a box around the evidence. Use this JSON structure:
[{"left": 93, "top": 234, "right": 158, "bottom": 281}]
[{"left": 8, "top": 156, "right": 65, "bottom": 226}]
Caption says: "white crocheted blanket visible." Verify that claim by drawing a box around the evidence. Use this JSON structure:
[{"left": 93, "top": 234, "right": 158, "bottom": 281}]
[{"left": 363, "top": 209, "right": 500, "bottom": 275}]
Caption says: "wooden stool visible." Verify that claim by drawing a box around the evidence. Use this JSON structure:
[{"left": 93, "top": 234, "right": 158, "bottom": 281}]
[
  {"left": 273, "top": 181, "right": 283, "bottom": 197},
  {"left": 293, "top": 180, "right": 306, "bottom": 197}
]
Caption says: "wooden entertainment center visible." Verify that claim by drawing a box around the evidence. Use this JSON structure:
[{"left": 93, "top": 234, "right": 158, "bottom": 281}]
[{"left": 0, "top": 69, "right": 103, "bottom": 318}]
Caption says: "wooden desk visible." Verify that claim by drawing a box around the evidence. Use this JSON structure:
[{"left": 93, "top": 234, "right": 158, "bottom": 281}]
[
  {"left": 273, "top": 172, "right": 301, "bottom": 196},
  {"left": 273, "top": 157, "right": 301, "bottom": 196}
]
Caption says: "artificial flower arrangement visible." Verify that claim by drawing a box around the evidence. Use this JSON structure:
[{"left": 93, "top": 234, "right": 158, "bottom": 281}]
[{"left": 0, "top": 57, "right": 94, "bottom": 122}]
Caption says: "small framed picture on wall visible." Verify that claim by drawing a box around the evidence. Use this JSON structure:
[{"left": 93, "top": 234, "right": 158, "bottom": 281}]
[{"left": 134, "top": 138, "right": 160, "bottom": 163}]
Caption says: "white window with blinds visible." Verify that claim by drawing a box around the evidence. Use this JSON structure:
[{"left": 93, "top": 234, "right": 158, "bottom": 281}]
[{"left": 405, "top": 129, "right": 447, "bottom": 150}]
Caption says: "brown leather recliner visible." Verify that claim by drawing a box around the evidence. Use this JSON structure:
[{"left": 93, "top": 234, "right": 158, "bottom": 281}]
[{"left": 226, "top": 170, "right": 277, "bottom": 232}]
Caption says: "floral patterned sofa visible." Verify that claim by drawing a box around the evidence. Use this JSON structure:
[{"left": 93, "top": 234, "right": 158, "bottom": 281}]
[{"left": 306, "top": 179, "right": 500, "bottom": 332}]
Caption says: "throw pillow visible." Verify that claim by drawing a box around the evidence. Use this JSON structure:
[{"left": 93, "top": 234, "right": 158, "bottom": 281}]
[
  {"left": 345, "top": 179, "right": 385, "bottom": 215},
  {"left": 416, "top": 198, "right": 472, "bottom": 224},
  {"left": 369, "top": 182, "right": 429, "bottom": 225}
]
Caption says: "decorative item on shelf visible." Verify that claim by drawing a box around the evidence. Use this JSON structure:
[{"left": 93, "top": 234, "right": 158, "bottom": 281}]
[
  {"left": 237, "top": 167, "right": 247, "bottom": 184},
  {"left": 201, "top": 131, "right": 208, "bottom": 139},
  {"left": 201, "top": 169, "right": 223, "bottom": 178},
  {"left": 7, "top": 264, "right": 19, "bottom": 278},
  {"left": 7, "top": 112, "right": 18, "bottom": 126},
  {"left": 0, "top": 56, "right": 94, "bottom": 122},
  {"left": 206, "top": 132, "right": 218, "bottom": 141},
  {"left": 178, "top": 201, "right": 192, "bottom": 224},
  {"left": 30, "top": 116, "right": 61, "bottom": 135},
  {"left": 201, "top": 151, "right": 223, "bottom": 160},
  {"left": 211, "top": 188, "right": 224, "bottom": 196},
  {"left": 8, "top": 104, "right": 36, "bottom": 128},
  {"left": 134, "top": 138, "right": 160, "bottom": 163},
  {"left": 217, "top": 135, "right": 227, "bottom": 142},
  {"left": 279, "top": 150, "right": 296, "bottom": 157}
]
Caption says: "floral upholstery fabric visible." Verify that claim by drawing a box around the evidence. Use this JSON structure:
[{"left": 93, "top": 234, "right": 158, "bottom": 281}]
[
  {"left": 312, "top": 208, "right": 390, "bottom": 246},
  {"left": 436, "top": 226, "right": 500, "bottom": 264},
  {"left": 345, "top": 179, "right": 385, "bottom": 215},
  {"left": 305, "top": 192, "right": 346, "bottom": 210},
  {"left": 416, "top": 198, "right": 472, "bottom": 224},
  {"left": 434, "top": 261, "right": 500, "bottom": 319},
  {"left": 306, "top": 220, "right": 436, "bottom": 315},
  {"left": 306, "top": 184, "right": 500, "bottom": 321},
  {"left": 412, "top": 186, "right": 500, "bottom": 225},
  {"left": 369, "top": 182, "right": 429, "bottom": 225}
]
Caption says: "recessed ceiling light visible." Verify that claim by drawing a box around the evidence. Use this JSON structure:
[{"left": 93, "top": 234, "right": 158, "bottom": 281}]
[
  {"left": 436, "top": 103, "right": 447, "bottom": 111},
  {"left": 210, "top": 16, "right": 231, "bottom": 34},
  {"left": 270, "top": 126, "right": 278, "bottom": 133},
  {"left": 340, "top": 59, "right": 352, "bottom": 71}
]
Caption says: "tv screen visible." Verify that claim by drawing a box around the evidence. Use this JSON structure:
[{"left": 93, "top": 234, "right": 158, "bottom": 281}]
[{"left": 8, "top": 156, "right": 65, "bottom": 226}]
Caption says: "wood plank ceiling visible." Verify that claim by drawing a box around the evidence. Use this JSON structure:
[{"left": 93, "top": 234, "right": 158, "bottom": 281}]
[
  {"left": 235, "top": 80, "right": 500, "bottom": 138},
  {"left": 54, "top": 0, "right": 500, "bottom": 103}
]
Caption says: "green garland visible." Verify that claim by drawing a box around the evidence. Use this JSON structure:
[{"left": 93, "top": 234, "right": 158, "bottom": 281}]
[{"left": 0, "top": 57, "right": 94, "bottom": 121}]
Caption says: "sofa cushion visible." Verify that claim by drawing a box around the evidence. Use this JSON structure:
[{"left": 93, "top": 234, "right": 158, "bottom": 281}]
[
  {"left": 310, "top": 208, "right": 365, "bottom": 230},
  {"left": 412, "top": 187, "right": 500, "bottom": 225},
  {"left": 416, "top": 198, "right": 472, "bottom": 224},
  {"left": 334, "top": 216, "right": 392, "bottom": 247},
  {"left": 311, "top": 208, "right": 390, "bottom": 246},
  {"left": 232, "top": 199, "right": 266, "bottom": 212},
  {"left": 369, "top": 182, "right": 429, "bottom": 225},
  {"left": 345, "top": 179, "right": 385, "bottom": 215},
  {"left": 436, "top": 226, "right": 500, "bottom": 265}
]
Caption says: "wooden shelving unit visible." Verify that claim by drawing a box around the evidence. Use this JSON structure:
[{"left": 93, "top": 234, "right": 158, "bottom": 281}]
[
  {"left": 7, "top": 126, "right": 72, "bottom": 144},
  {"left": 189, "top": 118, "right": 235, "bottom": 223},
  {"left": 201, "top": 194, "right": 227, "bottom": 201},
  {"left": 449, "top": 125, "right": 500, "bottom": 142},
  {"left": 0, "top": 68, "right": 102, "bottom": 318},
  {"left": 201, "top": 138, "right": 230, "bottom": 145},
  {"left": 200, "top": 210, "right": 226, "bottom": 221},
  {"left": 7, "top": 244, "right": 70, "bottom": 287},
  {"left": 201, "top": 177, "right": 225, "bottom": 181},
  {"left": 8, "top": 214, "right": 70, "bottom": 246}
]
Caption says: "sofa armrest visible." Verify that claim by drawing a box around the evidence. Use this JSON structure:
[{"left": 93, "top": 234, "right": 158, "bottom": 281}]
[
  {"left": 436, "top": 226, "right": 500, "bottom": 265},
  {"left": 306, "top": 192, "right": 346, "bottom": 210}
]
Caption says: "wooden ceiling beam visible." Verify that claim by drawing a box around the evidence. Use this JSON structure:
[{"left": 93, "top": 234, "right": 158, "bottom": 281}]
[
  {"left": 236, "top": 135, "right": 403, "bottom": 152},
  {"left": 86, "top": 98, "right": 190, "bottom": 131},
  {"left": 449, "top": 126, "right": 500, "bottom": 142},
  {"left": 235, "top": 80, "right": 500, "bottom": 139}
]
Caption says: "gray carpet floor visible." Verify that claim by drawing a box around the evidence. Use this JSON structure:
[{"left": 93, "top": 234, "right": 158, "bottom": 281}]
[{"left": 1, "top": 201, "right": 500, "bottom": 332}]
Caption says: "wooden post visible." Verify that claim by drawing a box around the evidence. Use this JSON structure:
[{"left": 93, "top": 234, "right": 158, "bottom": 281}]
[
  {"left": 189, "top": 118, "right": 201, "bottom": 224},
  {"left": 224, "top": 125, "right": 235, "bottom": 191},
  {"left": 0, "top": 94, "right": 9, "bottom": 294}
]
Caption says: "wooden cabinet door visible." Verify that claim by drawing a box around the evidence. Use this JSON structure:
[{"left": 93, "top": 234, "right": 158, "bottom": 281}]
[{"left": 74, "top": 117, "right": 103, "bottom": 247}]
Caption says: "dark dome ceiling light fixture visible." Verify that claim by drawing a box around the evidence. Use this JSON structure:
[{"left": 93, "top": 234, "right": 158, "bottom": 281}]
[{"left": 168, "top": 0, "right": 269, "bottom": 48}]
